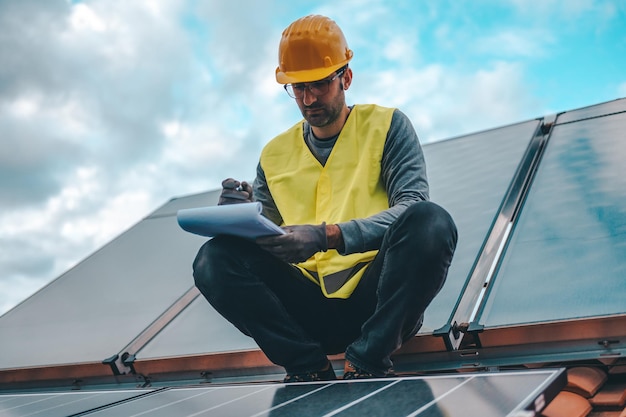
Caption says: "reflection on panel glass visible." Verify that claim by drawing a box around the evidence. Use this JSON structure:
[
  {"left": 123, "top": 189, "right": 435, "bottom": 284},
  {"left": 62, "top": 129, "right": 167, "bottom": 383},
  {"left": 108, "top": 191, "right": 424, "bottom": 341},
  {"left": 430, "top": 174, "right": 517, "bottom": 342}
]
[
  {"left": 0, "top": 389, "right": 151, "bottom": 417},
  {"left": 53, "top": 370, "right": 563, "bottom": 417},
  {"left": 481, "top": 111, "right": 626, "bottom": 327},
  {"left": 433, "top": 373, "right": 551, "bottom": 416},
  {"left": 420, "top": 121, "right": 539, "bottom": 332},
  {"left": 139, "top": 295, "right": 258, "bottom": 359}
]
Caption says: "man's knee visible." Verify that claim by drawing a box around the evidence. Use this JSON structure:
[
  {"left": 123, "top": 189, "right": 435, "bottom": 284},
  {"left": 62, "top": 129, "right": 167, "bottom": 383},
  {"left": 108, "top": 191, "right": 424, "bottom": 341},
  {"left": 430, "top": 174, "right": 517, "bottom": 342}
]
[
  {"left": 391, "top": 202, "right": 457, "bottom": 297},
  {"left": 192, "top": 236, "right": 242, "bottom": 301},
  {"left": 402, "top": 201, "right": 457, "bottom": 252}
]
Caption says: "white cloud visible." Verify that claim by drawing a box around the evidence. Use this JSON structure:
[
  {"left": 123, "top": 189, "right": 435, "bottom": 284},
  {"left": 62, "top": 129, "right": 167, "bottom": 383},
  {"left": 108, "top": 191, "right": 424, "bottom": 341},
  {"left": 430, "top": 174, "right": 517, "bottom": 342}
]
[
  {"left": 473, "top": 29, "right": 554, "bottom": 58},
  {"left": 61, "top": 189, "right": 153, "bottom": 243},
  {"left": 160, "top": 121, "right": 236, "bottom": 168},
  {"left": 382, "top": 35, "right": 418, "bottom": 65},
  {"left": 69, "top": 3, "right": 107, "bottom": 32},
  {"left": 7, "top": 96, "right": 39, "bottom": 118}
]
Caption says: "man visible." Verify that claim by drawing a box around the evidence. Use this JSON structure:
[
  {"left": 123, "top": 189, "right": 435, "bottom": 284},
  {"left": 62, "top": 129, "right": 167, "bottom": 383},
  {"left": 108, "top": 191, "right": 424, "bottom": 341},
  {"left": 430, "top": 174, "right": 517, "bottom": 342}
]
[{"left": 193, "top": 14, "right": 457, "bottom": 382}]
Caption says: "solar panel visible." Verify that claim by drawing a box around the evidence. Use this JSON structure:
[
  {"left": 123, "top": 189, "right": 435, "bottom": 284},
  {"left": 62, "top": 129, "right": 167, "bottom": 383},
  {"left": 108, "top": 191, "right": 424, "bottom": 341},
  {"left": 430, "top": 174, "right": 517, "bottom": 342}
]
[
  {"left": 0, "top": 369, "right": 565, "bottom": 417},
  {"left": 136, "top": 294, "right": 258, "bottom": 360},
  {"left": 554, "top": 97, "right": 626, "bottom": 125},
  {"left": 0, "top": 389, "right": 152, "bottom": 417},
  {"left": 0, "top": 195, "right": 211, "bottom": 370},
  {"left": 479, "top": 107, "right": 626, "bottom": 327},
  {"left": 419, "top": 120, "right": 539, "bottom": 333}
]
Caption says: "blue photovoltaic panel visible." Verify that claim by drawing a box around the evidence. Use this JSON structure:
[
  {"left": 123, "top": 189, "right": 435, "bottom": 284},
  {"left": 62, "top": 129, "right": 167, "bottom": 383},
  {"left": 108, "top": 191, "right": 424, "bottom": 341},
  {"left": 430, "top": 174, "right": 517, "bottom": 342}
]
[
  {"left": 419, "top": 120, "right": 539, "bottom": 332},
  {"left": 554, "top": 97, "right": 626, "bottom": 125},
  {"left": 0, "top": 369, "right": 563, "bottom": 417},
  {"left": 480, "top": 109, "right": 626, "bottom": 327},
  {"left": 0, "top": 210, "right": 207, "bottom": 369},
  {"left": 137, "top": 294, "right": 258, "bottom": 359},
  {"left": 0, "top": 191, "right": 228, "bottom": 371},
  {"left": 0, "top": 389, "right": 151, "bottom": 417}
]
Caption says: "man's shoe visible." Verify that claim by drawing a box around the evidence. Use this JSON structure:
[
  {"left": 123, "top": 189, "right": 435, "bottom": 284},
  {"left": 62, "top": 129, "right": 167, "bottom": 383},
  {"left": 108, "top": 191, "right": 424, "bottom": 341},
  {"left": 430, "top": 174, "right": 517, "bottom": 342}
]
[
  {"left": 343, "top": 361, "right": 379, "bottom": 380},
  {"left": 283, "top": 361, "right": 336, "bottom": 383}
]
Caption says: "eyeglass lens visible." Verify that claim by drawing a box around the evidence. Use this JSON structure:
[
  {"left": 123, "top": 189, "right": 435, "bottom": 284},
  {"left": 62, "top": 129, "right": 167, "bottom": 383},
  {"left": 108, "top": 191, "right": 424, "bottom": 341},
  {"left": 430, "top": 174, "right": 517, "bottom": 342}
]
[{"left": 285, "top": 69, "right": 344, "bottom": 99}]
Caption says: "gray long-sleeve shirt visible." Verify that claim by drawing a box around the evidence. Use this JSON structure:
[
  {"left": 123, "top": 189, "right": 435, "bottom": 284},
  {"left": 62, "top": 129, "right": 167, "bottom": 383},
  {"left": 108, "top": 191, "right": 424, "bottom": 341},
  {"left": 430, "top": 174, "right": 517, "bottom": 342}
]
[{"left": 253, "top": 107, "right": 429, "bottom": 255}]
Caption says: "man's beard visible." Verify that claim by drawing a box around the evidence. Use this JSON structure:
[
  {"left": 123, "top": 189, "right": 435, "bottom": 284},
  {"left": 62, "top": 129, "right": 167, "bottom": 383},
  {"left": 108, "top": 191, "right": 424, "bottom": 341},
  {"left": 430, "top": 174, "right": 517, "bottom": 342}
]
[{"left": 302, "top": 101, "right": 343, "bottom": 128}]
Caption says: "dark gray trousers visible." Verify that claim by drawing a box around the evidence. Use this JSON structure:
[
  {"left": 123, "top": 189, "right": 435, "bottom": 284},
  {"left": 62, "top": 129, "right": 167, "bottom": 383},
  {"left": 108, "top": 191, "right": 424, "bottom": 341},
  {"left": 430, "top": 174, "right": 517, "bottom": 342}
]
[{"left": 193, "top": 201, "right": 457, "bottom": 375}]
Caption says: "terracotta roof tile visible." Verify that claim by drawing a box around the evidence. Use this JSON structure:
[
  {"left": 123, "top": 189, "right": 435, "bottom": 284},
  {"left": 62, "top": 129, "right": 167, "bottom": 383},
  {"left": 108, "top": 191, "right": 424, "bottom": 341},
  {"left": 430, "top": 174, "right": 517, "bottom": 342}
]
[
  {"left": 542, "top": 391, "right": 592, "bottom": 417},
  {"left": 590, "top": 383, "right": 626, "bottom": 408},
  {"left": 566, "top": 367, "right": 609, "bottom": 398}
]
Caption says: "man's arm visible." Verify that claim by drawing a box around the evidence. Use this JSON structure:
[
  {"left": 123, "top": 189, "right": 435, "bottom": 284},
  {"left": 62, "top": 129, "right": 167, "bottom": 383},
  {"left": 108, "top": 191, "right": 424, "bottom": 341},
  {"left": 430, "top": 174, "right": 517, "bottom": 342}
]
[
  {"left": 252, "top": 163, "right": 284, "bottom": 226},
  {"left": 337, "top": 109, "right": 429, "bottom": 254}
]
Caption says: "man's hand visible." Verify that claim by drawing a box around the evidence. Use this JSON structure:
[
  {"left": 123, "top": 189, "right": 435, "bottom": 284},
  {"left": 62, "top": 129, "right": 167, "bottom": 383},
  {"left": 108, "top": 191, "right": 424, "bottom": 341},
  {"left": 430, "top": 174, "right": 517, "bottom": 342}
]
[
  {"left": 256, "top": 223, "right": 328, "bottom": 263},
  {"left": 218, "top": 178, "right": 253, "bottom": 205}
]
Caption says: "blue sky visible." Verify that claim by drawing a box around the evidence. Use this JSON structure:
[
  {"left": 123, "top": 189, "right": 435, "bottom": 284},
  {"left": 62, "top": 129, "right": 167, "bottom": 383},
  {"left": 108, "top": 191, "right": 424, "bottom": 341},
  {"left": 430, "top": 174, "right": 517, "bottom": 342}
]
[{"left": 0, "top": 0, "right": 625, "bottom": 315}]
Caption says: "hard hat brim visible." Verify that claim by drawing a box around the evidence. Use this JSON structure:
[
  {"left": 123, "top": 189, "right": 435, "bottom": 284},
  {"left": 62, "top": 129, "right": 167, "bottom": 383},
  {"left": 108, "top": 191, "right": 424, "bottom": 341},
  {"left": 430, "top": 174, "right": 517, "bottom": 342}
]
[{"left": 275, "top": 60, "right": 350, "bottom": 84}]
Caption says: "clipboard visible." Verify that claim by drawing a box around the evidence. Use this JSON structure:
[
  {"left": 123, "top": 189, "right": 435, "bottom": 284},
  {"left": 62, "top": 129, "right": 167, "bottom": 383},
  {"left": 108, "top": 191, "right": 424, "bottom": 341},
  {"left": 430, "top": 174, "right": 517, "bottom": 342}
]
[{"left": 177, "top": 202, "right": 285, "bottom": 238}]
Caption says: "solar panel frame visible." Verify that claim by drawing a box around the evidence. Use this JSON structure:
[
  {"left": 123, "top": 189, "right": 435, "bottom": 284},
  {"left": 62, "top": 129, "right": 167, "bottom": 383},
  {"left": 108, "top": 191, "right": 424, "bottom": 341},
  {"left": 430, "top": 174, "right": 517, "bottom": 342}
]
[
  {"left": 2, "top": 369, "right": 560, "bottom": 417},
  {"left": 82, "top": 369, "right": 566, "bottom": 417}
]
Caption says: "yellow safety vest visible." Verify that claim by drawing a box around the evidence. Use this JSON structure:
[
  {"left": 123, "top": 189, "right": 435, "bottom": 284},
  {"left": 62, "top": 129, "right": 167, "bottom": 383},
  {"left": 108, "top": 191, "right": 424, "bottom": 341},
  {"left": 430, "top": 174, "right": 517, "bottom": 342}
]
[{"left": 260, "top": 104, "right": 394, "bottom": 298}]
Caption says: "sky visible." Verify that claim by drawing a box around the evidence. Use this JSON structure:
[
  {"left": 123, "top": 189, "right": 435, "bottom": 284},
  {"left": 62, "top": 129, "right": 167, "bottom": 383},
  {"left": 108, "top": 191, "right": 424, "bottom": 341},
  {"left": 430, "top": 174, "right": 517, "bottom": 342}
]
[{"left": 1, "top": 0, "right": 625, "bottom": 316}]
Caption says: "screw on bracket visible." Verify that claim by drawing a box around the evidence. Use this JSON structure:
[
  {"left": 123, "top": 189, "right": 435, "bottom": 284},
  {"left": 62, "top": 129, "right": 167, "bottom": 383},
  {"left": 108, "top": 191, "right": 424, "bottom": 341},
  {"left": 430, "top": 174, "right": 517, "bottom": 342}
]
[
  {"left": 598, "top": 339, "right": 619, "bottom": 348},
  {"left": 136, "top": 374, "right": 152, "bottom": 388},
  {"left": 450, "top": 322, "right": 470, "bottom": 339}
]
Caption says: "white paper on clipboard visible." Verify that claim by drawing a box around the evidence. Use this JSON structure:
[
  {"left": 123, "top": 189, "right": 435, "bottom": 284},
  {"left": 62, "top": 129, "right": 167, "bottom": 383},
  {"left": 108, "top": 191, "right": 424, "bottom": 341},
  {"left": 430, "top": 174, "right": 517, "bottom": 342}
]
[{"left": 177, "top": 202, "right": 285, "bottom": 238}]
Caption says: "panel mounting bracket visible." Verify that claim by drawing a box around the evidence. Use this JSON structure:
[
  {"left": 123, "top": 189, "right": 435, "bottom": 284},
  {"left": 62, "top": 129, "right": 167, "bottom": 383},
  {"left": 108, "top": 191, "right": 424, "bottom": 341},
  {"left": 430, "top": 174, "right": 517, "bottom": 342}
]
[{"left": 102, "top": 353, "right": 136, "bottom": 376}]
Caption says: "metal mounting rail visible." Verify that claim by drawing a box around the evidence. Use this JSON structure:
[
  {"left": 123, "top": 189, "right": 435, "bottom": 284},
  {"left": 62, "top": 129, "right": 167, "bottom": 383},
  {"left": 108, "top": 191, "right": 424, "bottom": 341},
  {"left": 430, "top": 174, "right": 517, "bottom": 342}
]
[{"left": 434, "top": 114, "right": 557, "bottom": 351}]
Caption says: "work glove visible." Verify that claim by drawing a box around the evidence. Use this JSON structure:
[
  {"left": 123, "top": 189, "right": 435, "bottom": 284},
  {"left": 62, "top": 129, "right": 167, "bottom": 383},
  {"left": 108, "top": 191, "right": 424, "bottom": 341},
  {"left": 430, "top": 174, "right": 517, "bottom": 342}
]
[
  {"left": 218, "top": 178, "right": 253, "bottom": 205},
  {"left": 256, "top": 223, "right": 328, "bottom": 264}
]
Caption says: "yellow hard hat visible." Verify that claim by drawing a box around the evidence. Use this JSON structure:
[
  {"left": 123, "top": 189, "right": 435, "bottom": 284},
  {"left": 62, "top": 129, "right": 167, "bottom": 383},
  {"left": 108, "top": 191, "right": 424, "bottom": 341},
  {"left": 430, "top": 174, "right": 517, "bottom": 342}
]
[{"left": 275, "top": 15, "right": 353, "bottom": 84}]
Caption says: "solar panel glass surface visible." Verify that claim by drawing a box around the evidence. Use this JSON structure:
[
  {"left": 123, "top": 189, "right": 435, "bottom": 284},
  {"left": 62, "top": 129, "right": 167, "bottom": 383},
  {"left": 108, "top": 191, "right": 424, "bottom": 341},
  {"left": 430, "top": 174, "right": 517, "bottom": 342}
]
[
  {"left": 480, "top": 110, "right": 626, "bottom": 326},
  {"left": 2, "top": 369, "right": 562, "bottom": 417}
]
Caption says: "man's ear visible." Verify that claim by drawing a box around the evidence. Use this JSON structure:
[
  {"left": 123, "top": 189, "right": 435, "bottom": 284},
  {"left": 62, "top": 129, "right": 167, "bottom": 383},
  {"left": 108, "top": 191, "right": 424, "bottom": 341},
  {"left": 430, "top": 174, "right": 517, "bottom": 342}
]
[{"left": 342, "top": 67, "right": 353, "bottom": 91}]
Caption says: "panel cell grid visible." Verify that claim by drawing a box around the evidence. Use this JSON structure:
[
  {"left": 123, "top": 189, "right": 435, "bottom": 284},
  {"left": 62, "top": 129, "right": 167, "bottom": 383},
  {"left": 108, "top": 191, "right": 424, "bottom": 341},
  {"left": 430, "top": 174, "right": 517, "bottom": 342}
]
[{"left": 0, "top": 369, "right": 564, "bottom": 417}]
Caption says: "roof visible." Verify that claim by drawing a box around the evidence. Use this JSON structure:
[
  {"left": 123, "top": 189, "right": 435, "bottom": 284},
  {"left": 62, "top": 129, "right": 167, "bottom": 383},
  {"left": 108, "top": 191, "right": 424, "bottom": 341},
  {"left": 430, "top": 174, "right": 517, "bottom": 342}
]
[{"left": 1, "top": 98, "right": 625, "bottom": 416}]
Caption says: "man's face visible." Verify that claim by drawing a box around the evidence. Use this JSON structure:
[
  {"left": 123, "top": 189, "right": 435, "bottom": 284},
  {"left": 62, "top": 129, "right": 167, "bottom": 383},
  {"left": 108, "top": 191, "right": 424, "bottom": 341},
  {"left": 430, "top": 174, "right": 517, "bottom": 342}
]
[{"left": 294, "top": 71, "right": 346, "bottom": 130}]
